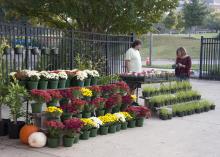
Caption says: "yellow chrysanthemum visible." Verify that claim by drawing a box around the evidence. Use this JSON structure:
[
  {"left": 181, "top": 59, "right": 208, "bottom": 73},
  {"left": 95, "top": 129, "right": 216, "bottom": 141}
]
[
  {"left": 81, "top": 118, "right": 97, "bottom": 127},
  {"left": 81, "top": 88, "right": 93, "bottom": 97},
  {"left": 119, "top": 112, "right": 133, "bottom": 120},
  {"left": 45, "top": 106, "right": 63, "bottom": 113},
  {"left": 131, "top": 95, "right": 137, "bottom": 101}
]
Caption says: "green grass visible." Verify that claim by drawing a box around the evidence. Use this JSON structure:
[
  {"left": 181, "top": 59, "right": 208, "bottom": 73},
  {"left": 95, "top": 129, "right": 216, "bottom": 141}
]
[
  {"left": 143, "top": 64, "right": 199, "bottom": 70},
  {"left": 140, "top": 33, "right": 218, "bottom": 60}
]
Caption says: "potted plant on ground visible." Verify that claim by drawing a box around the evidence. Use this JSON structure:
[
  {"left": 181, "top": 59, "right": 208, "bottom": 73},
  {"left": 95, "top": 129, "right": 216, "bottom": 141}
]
[
  {"left": 4, "top": 82, "right": 28, "bottom": 139},
  {"left": 121, "top": 94, "right": 135, "bottom": 111},
  {"left": 106, "top": 114, "right": 118, "bottom": 134},
  {"left": 90, "top": 70, "right": 99, "bottom": 85},
  {"left": 114, "top": 112, "right": 126, "bottom": 131},
  {"left": 58, "top": 71, "right": 68, "bottom": 88},
  {"left": 159, "top": 108, "right": 172, "bottom": 120},
  {"left": 60, "top": 104, "right": 76, "bottom": 122},
  {"left": 48, "top": 72, "right": 59, "bottom": 89},
  {"left": 14, "top": 45, "right": 24, "bottom": 54},
  {"left": 97, "top": 115, "right": 110, "bottom": 135},
  {"left": 80, "top": 118, "right": 97, "bottom": 140},
  {"left": 30, "top": 89, "right": 52, "bottom": 113},
  {"left": 45, "top": 106, "right": 63, "bottom": 121},
  {"left": 63, "top": 118, "right": 83, "bottom": 147},
  {"left": 89, "top": 117, "right": 103, "bottom": 137},
  {"left": 92, "top": 97, "right": 106, "bottom": 116},
  {"left": 38, "top": 71, "right": 50, "bottom": 89},
  {"left": 46, "top": 90, "right": 62, "bottom": 107},
  {"left": 119, "top": 112, "right": 132, "bottom": 130},
  {"left": 46, "top": 120, "right": 64, "bottom": 148},
  {"left": 27, "top": 70, "right": 40, "bottom": 90}
]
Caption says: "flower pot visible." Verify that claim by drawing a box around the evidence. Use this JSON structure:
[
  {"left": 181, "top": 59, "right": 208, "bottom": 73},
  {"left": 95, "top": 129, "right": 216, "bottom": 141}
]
[
  {"left": 73, "top": 134, "right": 80, "bottom": 144},
  {"left": 84, "top": 78, "right": 91, "bottom": 86},
  {"left": 3, "top": 47, "right": 11, "bottom": 55},
  {"left": 14, "top": 47, "right": 23, "bottom": 54},
  {"left": 48, "top": 80, "right": 59, "bottom": 89},
  {"left": 112, "top": 106, "right": 121, "bottom": 113},
  {"left": 99, "top": 126, "right": 109, "bottom": 135},
  {"left": 31, "top": 47, "right": 40, "bottom": 55},
  {"left": 41, "top": 48, "right": 50, "bottom": 55},
  {"left": 121, "top": 122, "right": 128, "bottom": 130},
  {"left": 80, "top": 130, "right": 90, "bottom": 140},
  {"left": 76, "top": 80, "right": 84, "bottom": 87},
  {"left": 105, "top": 108, "right": 112, "bottom": 114},
  {"left": 27, "top": 80, "right": 39, "bottom": 90},
  {"left": 128, "top": 120, "right": 136, "bottom": 128},
  {"left": 38, "top": 80, "right": 48, "bottom": 89},
  {"left": 91, "top": 77, "right": 98, "bottom": 86},
  {"left": 210, "top": 105, "right": 216, "bottom": 110},
  {"left": 31, "top": 103, "right": 43, "bottom": 113},
  {"left": 46, "top": 116, "right": 61, "bottom": 122},
  {"left": 90, "top": 128, "right": 98, "bottom": 137},
  {"left": 61, "top": 113, "right": 72, "bottom": 122},
  {"left": 109, "top": 125, "right": 117, "bottom": 133},
  {"left": 177, "top": 112, "right": 184, "bottom": 117},
  {"left": 95, "top": 109, "right": 105, "bottom": 117},
  {"left": 136, "top": 117, "right": 144, "bottom": 127},
  {"left": 63, "top": 136, "right": 74, "bottom": 147},
  {"left": 82, "top": 112, "right": 91, "bottom": 118},
  {"left": 58, "top": 79, "right": 66, "bottom": 89},
  {"left": 195, "top": 108, "right": 201, "bottom": 113},
  {"left": 204, "top": 106, "right": 210, "bottom": 112},
  {"left": 120, "top": 104, "right": 129, "bottom": 111},
  {"left": 8, "top": 121, "right": 25, "bottom": 139},
  {"left": 0, "top": 119, "right": 10, "bottom": 136},
  {"left": 47, "top": 137, "right": 60, "bottom": 148},
  {"left": 116, "top": 124, "right": 121, "bottom": 132},
  {"left": 18, "top": 80, "right": 27, "bottom": 87},
  {"left": 65, "top": 78, "right": 70, "bottom": 88}
]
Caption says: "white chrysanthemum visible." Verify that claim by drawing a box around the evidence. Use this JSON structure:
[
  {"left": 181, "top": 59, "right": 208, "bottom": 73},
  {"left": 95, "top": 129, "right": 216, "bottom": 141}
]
[
  {"left": 114, "top": 113, "right": 126, "bottom": 122},
  {"left": 83, "top": 70, "right": 94, "bottom": 77},
  {"left": 58, "top": 71, "right": 68, "bottom": 79},
  {"left": 27, "top": 70, "right": 40, "bottom": 80},
  {"left": 91, "top": 70, "right": 99, "bottom": 77},
  {"left": 76, "top": 70, "right": 88, "bottom": 81},
  {"left": 9, "top": 72, "right": 16, "bottom": 76},
  {"left": 90, "top": 117, "right": 103, "bottom": 128},
  {"left": 39, "top": 71, "right": 50, "bottom": 79},
  {"left": 48, "top": 73, "right": 59, "bottom": 80}
]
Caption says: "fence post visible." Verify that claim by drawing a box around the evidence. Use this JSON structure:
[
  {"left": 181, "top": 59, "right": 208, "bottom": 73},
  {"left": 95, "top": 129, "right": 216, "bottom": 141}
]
[
  {"left": 199, "top": 36, "right": 204, "bottom": 79},
  {"left": 70, "top": 30, "right": 74, "bottom": 69},
  {"left": 105, "top": 34, "right": 108, "bottom": 75},
  {"left": 130, "top": 32, "right": 135, "bottom": 42},
  {"left": 24, "top": 24, "right": 29, "bottom": 69}
]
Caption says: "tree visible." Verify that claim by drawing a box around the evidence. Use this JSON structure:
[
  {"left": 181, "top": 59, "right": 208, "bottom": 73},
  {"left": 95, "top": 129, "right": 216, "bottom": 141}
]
[
  {"left": 176, "top": 12, "right": 185, "bottom": 32},
  {"left": 163, "top": 11, "right": 178, "bottom": 31},
  {"left": 0, "top": 0, "right": 178, "bottom": 34},
  {"left": 183, "top": 0, "right": 209, "bottom": 30},
  {"left": 205, "top": 13, "right": 220, "bottom": 32}
]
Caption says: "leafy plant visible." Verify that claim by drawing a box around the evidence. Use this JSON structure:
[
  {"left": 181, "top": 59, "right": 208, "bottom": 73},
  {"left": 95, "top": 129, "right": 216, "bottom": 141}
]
[
  {"left": 98, "top": 74, "right": 119, "bottom": 85},
  {"left": 0, "top": 78, "right": 9, "bottom": 121}
]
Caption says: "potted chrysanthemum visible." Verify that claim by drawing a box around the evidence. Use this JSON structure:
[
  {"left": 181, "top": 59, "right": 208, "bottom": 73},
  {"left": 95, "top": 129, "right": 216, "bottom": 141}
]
[
  {"left": 38, "top": 71, "right": 50, "bottom": 89},
  {"left": 58, "top": 71, "right": 68, "bottom": 89},
  {"left": 118, "top": 112, "right": 132, "bottom": 130},
  {"left": 89, "top": 117, "right": 102, "bottom": 137},
  {"left": 45, "top": 106, "right": 63, "bottom": 121},
  {"left": 75, "top": 70, "right": 88, "bottom": 87},
  {"left": 60, "top": 104, "right": 76, "bottom": 122},
  {"left": 46, "top": 90, "right": 63, "bottom": 107},
  {"left": 80, "top": 118, "right": 96, "bottom": 140},
  {"left": 71, "top": 99, "right": 87, "bottom": 118},
  {"left": 26, "top": 70, "right": 40, "bottom": 90},
  {"left": 48, "top": 72, "right": 59, "bottom": 89},
  {"left": 90, "top": 70, "right": 99, "bottom": 85},
  {"left": 92, "top": 97, "right": 106, "bottom": 117},
  {"left": 83, "top": 70, "right": 93, "bottom": 86},
  {"left": 114, "top": 112, "right": 126, "bottom": 132}
]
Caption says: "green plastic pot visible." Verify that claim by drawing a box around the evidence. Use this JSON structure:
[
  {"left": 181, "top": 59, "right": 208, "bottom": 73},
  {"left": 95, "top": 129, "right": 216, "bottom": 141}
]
[
  {"left": 48, "top": 80, "right": 59, "bottom": 89},
  {"left": 18, "top": 80, "right": 27, "bottom": 87},
  {"left": 27, "top": 80, "right": 38, "bottom": 90},
  {"left": 159, "top": 114, "right": 168, "bottom": 120},
  {"left": 84, "top": 78, "right": 91, "bottom": 86},
  {"left": 120, "top": 104, "right": 129, "bottom": 111},
  {"left": 58, "top": 79, "right": 66, "bottom": 89},
  {"left": 99, "top": 126, "right": 109, "bottom": 135},
  {"left": 116, "top": 124, "right": 121, "bottom": 132},
  {"left": 80, "top": 130, "right": 90, "bottom": 140},
  {"left": 121, "top": 122, "right": 128, "bottom": 130},
  {"left": 73, "top": 113, "right": 82, "bottom": 118},
  {"left": 47, "top": 137, "right": 60, "bottom": 148},
  {"left": 63, "top": 136, "right": 74, "bottom": 147},
  {"left": 59, "top": 98, "right": 69, "bottom": 106},
  {"left": 112, "top": 106, "right": 121, "bottom": 113},
  {"left": 91, "top": 77, "right": 98, "bottom": 85},
  {"left": 128, "top": 120, "right": 136, "bottom": 128},
  {"left": 73, "top": 134, "right": 80, "bottom": 144},
  {"left": 31, "top": 103, "right": 43, "bottom": 113},
  {"left": 95, "top": 109, "right": 105, "bottom": 117},
  {"left": 61, "top": 113, "right": 72, "bottom": 122},
  {"left": 38, "top": 80, "right": 48, "bottom": 89},
  {"left": 108, "top": 125, "right": 117, "bottom": 133},
  {"left": 90, "top": 128, "right": 98, "bottom": 137},
  {"left": 105, "top": 108, "right": 112, "bottom": 114},
  {"left": 136, "top": 117, "right": 144, "bottom": 127},
  {"left": 65, "top": 78, "right": 70, "bottom": 88},
  {"left": 82, "top": 112, "right": 91, "bottom": 118},
  {"left": 76, "top": 80, "right": 84, "bottom": 87}
]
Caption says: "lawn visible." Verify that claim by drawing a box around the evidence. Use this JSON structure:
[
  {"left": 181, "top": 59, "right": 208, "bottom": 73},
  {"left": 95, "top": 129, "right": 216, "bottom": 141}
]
[
  {"left": 143, "top": 64, "right": 199, "bottom": 70},
  {"left": 140, "top": 33, "right": 218, "bottom": 60}
]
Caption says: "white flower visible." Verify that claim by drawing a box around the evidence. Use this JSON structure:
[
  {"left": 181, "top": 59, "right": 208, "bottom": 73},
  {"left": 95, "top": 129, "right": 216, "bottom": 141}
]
[
  {"left": 39, "top": 71, "right": 50, "bottom": 79},
  {"left": 89, "top": 117, "right": 103, "bottom": 128},
  {"left": 9, "top": 72, "right": 16, "bottom": 76},
  {"left": 58, "top": 71, "right": 68, "bottom": 80},
  {"left": 90, "top": 70, "right": 99, "bottom": 77},
  {"left": 48, "top": 73, "right": 59, "bottom": 80},
  {"left": 75, "top": 70, "right": 88, "bottom": 81},
  {"left": 26, "top": 70, "right": 40, "bottom": 80},
  {"left": 114, "top": 113, "right": 126, "bottom": 122},
  {"left": 83, "top": 70, "right": 94, "bottom": 77}
]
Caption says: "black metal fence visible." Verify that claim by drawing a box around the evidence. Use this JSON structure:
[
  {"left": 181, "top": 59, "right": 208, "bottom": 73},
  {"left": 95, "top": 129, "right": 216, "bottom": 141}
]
[
  {"left": 200, "top": 36, "right": 220, "bottom": 80},
  {"left": 0, "top": 22, "right": 133, "bottom": 80}
]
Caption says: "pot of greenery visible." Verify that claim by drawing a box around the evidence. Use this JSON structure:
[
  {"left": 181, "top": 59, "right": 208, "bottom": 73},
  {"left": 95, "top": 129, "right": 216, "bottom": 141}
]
[
  {"left": 31, "top": 47, "right": 40, "bottom": 55},
  {"left": 159, "top": 108, "right": 169, "bottom": 120},
  {"left": 0, "top": 80, "right": 10, "bottom": 136},
  {"left": 14, "top": 45, "right": 24, "bottom": 54},
  {"left": 3, "top": 44, "right": 11, "bottom": 55},
  {"left": 38, "top": 71, "right": 49, "bottom": 89},
  {"left": 27, "top": 71, "right": 40, "bottom": 90},
  {"left": 210, "top": 104, "right": 216, "bottom": 110},
  {"left": 4, "top": 82, "right": 28, "bottom": 139}
]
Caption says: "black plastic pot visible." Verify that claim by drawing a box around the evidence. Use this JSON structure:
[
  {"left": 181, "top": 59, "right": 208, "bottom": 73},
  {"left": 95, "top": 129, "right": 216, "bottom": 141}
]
[
  {"left": 8, "top": 121, "right": 25, "bottom": 139},
  {"left": 14, "top": 47, "right": 23, "bottom": 54},
  {"left": 167, "top": 114, "right": 172, "bottom": 119},
  {"left": 41, "top": 48, "right": 50, "bottom": 55},
  {"left": 51, "top": 48, "right": 59, "bottom": 55},
  {"left": 159, "top": 114, "right": 168, "bottom": 120},
  {"left": 3, "top": 47, "right": 11, "bottom": 55},
  {"left": 0, "top": 119, "right": 10, "bottom": 136},
  {"left": 172, "top": 112, "right": 176, "bottom": 117},
  {"left": 204, "top": 106, "right": 210, "bottom": 112},
  {"left": 31, "top": 47, "right": 40, "bottom": 55},
  {"left": 177, "top": 111, "right": 184, "bottom": 117},
  {"left": 195, "top": 108, "right": 201, "bottom": 113},
  {"left": 210, "top": 105, "right": 216, "bottom": 110}
]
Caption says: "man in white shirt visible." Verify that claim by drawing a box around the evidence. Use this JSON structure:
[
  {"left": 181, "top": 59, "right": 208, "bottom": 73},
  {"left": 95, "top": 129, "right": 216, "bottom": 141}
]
[{"left": 125, "top": 39, "right": 142, "bottom": 73}]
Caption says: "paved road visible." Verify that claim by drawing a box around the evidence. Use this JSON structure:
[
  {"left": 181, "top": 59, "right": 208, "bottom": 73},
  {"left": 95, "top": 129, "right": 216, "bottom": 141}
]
[
  {"left": 0, "top": 79, "right": 219, "bottom": 157},
  {"left": 142, "top": 59, "right": 200, "bottom": 65}
]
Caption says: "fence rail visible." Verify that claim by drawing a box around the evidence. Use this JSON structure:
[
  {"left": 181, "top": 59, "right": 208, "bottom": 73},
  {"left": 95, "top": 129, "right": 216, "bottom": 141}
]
[
  {"left": 0, "top": 22, "right": 133, "bottom": 80},
  {"left": 199, "top": 36, "right": 220, "bottom": 80}
]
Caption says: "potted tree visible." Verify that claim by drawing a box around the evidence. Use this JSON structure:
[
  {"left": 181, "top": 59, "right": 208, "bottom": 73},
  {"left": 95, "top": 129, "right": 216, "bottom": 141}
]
[{"left": 4, "top": 82, "right": 28, "bottom": 139}]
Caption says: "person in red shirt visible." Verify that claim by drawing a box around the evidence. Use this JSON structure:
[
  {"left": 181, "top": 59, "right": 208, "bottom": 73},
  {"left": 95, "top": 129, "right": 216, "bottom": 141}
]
[{"left": 174, "top": 47, "right": 192, "bottom": 81}]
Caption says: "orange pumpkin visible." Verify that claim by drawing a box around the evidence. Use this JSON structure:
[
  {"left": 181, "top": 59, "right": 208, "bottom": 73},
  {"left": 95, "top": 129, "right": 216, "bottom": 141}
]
[{"left": 19, "top": 124, "right": 39, "bottom": 144}]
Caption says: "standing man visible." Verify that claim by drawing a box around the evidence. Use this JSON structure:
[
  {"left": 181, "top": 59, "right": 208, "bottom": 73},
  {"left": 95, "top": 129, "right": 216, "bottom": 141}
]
[
  {"left": 125, "top": 39, "right": 142, "bottom": 95},
  {"left": 125, "top": 39, "right": 142, "bottom": 73}
]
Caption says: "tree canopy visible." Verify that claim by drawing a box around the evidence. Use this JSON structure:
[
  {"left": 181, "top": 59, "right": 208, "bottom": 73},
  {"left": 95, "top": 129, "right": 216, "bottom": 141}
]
[
  {"left": 163, "top": 11, "right": 178, "bottom": 30},
  {"left": 0, "top": 0, "right": 178, "bottom": 34}
]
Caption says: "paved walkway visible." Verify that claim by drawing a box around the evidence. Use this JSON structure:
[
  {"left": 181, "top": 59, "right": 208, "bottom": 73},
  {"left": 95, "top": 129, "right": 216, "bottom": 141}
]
[{"left": 0, "top": 79, "right": 220, "bottom": 157}]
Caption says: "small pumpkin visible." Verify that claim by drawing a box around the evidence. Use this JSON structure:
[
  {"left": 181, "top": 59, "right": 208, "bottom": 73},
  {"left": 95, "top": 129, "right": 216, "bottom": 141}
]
[
  {"left": 19, "top": 124, "right": 39, "bottom": 144},
  {"left": 28, "top": 132, "right": 47, "bottom": 148}
]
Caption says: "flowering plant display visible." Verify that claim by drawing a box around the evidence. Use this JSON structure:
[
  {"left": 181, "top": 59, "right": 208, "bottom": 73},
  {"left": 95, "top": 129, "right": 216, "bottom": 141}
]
[
  {"left": 116, "top": 81, "right": 130, "bottom": 95},
  {"left": 46, "top": 120, "right": 64, "bottom": 138},
  {"left": 80, "top": 118, "right": 97, "bottom": 131},
  {"left": 89, "top": 117, "right": 103, "bottom": 128},
  {"left": 75, "top": 70, "right": 88, "bottom": 81},
  {"left": 114, "top": 113, "right": 126, "bottom": 123},
  {"left": 58, "top": 71, "right": 68, "bottom": 80},
  {"left": 71, "top": 87, "right": 82, "bottom": 98},
  {"left": 48, "top": 72, "right": 59, "bottom": 80},
  {"left": 81, "top": 87, "right": 93, "bottom": 97},
  {"left": 101, "top": 84, "right": 118, "bottom": 97},
  {"left": 122, "top": 95, "right": 134, "bottom": 105},
  {"left": 60, "top": 104, "right": 77, "bottom": 114},
  {"left": 26, "top": 70, "right": 40, "bottom": 81},
  {"left": 65, "top": 70, "right": 78, "bottom": 78},
  {"left": 63, "top": 118, "right": 84, "bottom": 137},
  {"left": 105, "top": 94, "right": 122, "bottom": 109},
  {"left": 13, "top": 70, "right": 29, "bottom": 80},
  {"left": 39, "top": 71, "right": 50, "bottom": 80},
  {"left": 119, "top": 112, "right": 134, "bottom": 121},
  {"left": 89, "top": 86, "right": 101, "bottom": 98},
  {"left": 31, "top": 89, "right": 52, "bottom": 103},
  {"left": 83, "top": 70, "right": 94, "bottom": 78},
  {"left": 126, "top": 106, "right": 151, "bottom": 119},
  {"left": 91, "top": 97, "right": 106, "bottom": 110},
  {"left": 71, "top": 99, "right": 87, "bottom": 112},
  {"left": 90, "top": 70, "right": 100, "bottom": 77},
  {"left": 45, "top": 106, "right": 63, "bottom": 117},
  {"left": 47, "top": 90, "right": 63, "bottom": 100},
  {"left": 98, "top": 114, "right": 119, "bottom": 126}
]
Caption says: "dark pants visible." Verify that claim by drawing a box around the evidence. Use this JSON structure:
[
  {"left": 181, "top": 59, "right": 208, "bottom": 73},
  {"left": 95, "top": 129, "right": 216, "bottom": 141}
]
[{"left": 176, "top": 74, "right": 189, "bottom": 81}]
